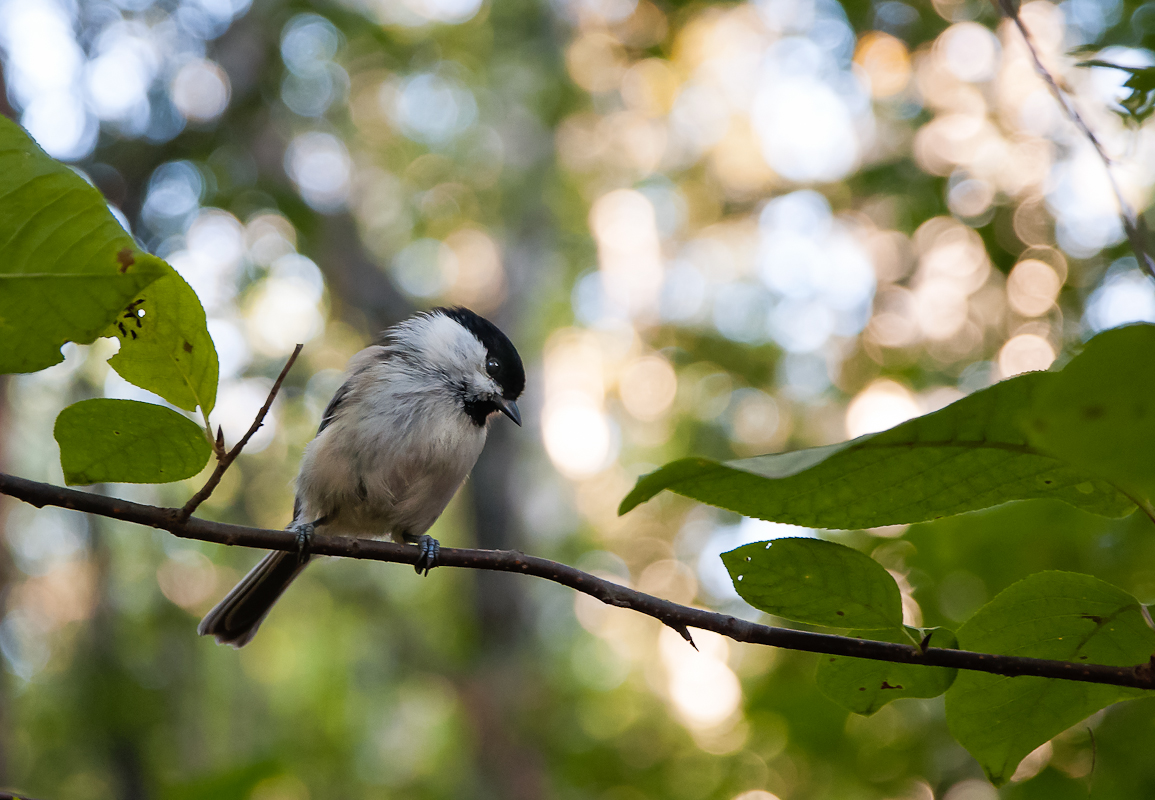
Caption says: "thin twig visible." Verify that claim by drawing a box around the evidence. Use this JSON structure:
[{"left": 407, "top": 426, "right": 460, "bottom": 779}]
[
  {"left": 1, "top": 471, "right": 1153, "bottom": 691},
  {"left": 178, "top": 344, "right": 303, "bottom": 521},
  {"left": 997, "top": 0, "right": 1155, "bottom": 279}
]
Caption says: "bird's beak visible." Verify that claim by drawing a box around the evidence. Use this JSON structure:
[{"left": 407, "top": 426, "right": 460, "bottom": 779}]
[{"left": 495, "top": 397, "right": 522, "bottom": 426}]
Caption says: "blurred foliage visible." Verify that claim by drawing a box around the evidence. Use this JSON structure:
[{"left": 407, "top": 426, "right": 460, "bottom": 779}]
[{"left": 1077, "top": 60, "right": 1155, "bottom": 122}]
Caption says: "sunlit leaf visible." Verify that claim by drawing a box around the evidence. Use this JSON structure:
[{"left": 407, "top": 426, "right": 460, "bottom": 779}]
[
  {"left": 104, "top": 267, "right": 219, "bottom": 414},
  {"left": 54, "top": 398, "right": 212, "bottom": 485},
  {"left": 621, "top": 371, "right": 1132, "bottom": 528},
  {"left": 0, "top": 115, "right": 166, "bottom": 374},
  {"left": 817, "top": 627, "right": 958, "bottom": 715},
  {"left": 945, "top": 571, "right": 1155, "bottom": 786},
  {"left": 721, "top": 537, "right": 903, "bottom": 629}
]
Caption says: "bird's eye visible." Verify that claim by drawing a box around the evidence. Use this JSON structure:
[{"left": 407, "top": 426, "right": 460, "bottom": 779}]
[{"left": 485, "top": 357, "right": 500, "bottom": 375}]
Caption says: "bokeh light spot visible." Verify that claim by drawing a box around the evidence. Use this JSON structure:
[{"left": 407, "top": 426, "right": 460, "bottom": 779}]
[
  {"left": 845, "top": 379, "right": 920, "bottom": 438},
  {"left": 285, "top": 131, "right": 351, "bottom": 211},
  {"left": 997, "top": 333, "right": 1055, "bottom": 377},
  {"left": 619, "top": 356, "right": 677, "bottom": 421},
  {"left": 1084, "top": 261, "right": 1155, "bottom": 332},
  {"left": 171, "top": 58, "right": 231, "bottom": 122},
  {"left": 854, "top": 31, "right": 911, "bottom": 97},
  {"left": 543, "top": 399, "right": 616, "bottom": 478},
  {"left": 1007, "top": 259, "right": 1061, "bottom": 317}
]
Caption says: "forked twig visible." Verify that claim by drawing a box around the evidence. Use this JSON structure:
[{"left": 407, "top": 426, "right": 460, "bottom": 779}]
[{"left": 178, "top": 344, "right": 304, "bottom": 521}]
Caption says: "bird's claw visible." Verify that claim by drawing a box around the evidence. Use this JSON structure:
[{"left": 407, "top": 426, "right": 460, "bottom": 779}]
[
  {"left": 414, "top": 535, "right": 440, "bottom": 576},
  {"left": 292, "top": 522, "right": 314, "bottom": 566}
]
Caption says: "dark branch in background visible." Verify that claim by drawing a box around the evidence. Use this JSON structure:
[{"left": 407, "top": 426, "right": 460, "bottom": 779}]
[
  {"left": 996, "top": 0, "right": 1155, "bottom": 280},
  {"left": 2, "top": 471, "right": 1154, "bottom": 691},
  {"left": 178, "top": 344, "right": 302, "bottom": 521}
]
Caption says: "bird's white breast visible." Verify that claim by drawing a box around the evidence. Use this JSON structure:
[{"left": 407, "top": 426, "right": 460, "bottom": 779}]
[{"left": 294, "top": 352, "right": 488, "bottom": 540}]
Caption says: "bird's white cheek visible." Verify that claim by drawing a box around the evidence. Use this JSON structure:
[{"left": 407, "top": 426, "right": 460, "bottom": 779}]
[{"left": 473, "top": 372, "right": 501, "bottom": 398}]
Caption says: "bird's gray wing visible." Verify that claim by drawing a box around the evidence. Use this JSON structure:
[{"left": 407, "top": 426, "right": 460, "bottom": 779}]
[
  {"left": 317, "top": 381, "right": 351, "bottom": 435},
  {"left": 316, "top": 344, "right": 394, "bottom": 435}
]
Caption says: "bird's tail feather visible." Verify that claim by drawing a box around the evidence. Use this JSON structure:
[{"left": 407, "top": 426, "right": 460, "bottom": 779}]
[{"left": 197, "top": 551, "right": 309, "bottom": 648}]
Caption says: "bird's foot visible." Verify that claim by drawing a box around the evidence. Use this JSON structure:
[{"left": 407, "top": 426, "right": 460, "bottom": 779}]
[
  {"left": 291, "top": 521, "right": 315, "bottom": 566},
  {"left": 414, "top": 535, "right": 440, "bottom": 576}
]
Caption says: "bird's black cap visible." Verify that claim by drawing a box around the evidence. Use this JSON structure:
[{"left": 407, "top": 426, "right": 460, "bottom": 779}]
[{"left": 437, "top": 306, "right": 525, "bottom": 400}]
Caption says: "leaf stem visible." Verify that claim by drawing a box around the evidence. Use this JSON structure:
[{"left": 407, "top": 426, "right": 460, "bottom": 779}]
[
  {"left": 1114, "top": 485, "right": 1155, "bottom": 527},
  {"left": 200, "top": 407, "right": 215, "bottom": 452}
]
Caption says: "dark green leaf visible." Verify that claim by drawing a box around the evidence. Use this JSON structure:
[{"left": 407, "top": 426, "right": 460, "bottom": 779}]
[
  {"left": 945, "top": 571, "right": 1155, "bottom": 786},
  {"left": 54, "top": 398, "right": 212, "bottom": 485},
  {"left": 721, "top": 538, "right": 903, "bottom": 629},
  {"left": 620, "top": 371, "right": 1132, "bottom": 528},
  {"left": 817, "top": 627, "right": 958, "bottom": 715},
  {"left": 0, "top": 115, "right": 166, "bottom": 373},
  {"left": 104, "top": 267, "right": 219, "bottom": 414}
]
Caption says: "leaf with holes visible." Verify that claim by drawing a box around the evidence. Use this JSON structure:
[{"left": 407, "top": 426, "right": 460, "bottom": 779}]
[
  {"left": 103, "top": 267, "right": 219, "bottom": 414},
  {"left": 0, "top": 115, "right": 166, "bottom": 374},
  {"left": 54, "top": 398, "right": 211, "bottom": 485},
  {"left": 945, "top": 571, "right": 1155, "bottom": 786},
  {"left": 620, "top": 368, "right": 1133, "bottom": 528},
  {"left": 721, "top": 538, "right": 903, "bottom": 629},
  {"left": 817, "top": 627, "right": 958, "bottom": 715}
]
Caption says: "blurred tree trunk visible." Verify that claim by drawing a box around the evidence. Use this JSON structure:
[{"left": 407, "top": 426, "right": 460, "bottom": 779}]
[
  {"left": 86, "top": 516, "right": 151, "bottom": 800},
  {"left": 212, "top": 3, "right": 555, "bottom": 793},
  {"left": 317, "top": 202, "right": 548, "bottom": 800},
  {"left": 453, "top": 3, "right": 565, "bottom": 795},
  {"left": 318, "top": 213, "right": 414, "bottom": 331}
]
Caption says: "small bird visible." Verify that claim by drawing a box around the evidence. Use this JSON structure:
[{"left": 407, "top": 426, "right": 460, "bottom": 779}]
[{"left": 198, "top": 307, "right": 524, "bottom": 647}]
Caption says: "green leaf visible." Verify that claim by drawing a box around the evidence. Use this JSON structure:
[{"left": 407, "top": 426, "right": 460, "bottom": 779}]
[
  {"left": 54, "top": 398, "right": 212, "bottom": 485},
  {"left": 817, "top": 627, "right": 958, "bottom": 715},
  {"left": 620, "top": 371, "right": 1132, "bottom": 528},
  {"left": 944, "top": 571, "right": 1155, "bottom": 786},
  {"left": 0, "top": 115, "right": 166, "bottom": 374},
  {"left": 103, "top": 267, "right": 219, "bottom": 414},
  {"left": 1024, "top": 324, "right": 1155, "bottom": 519},
  {"left": 721, "top": 538, "right": 903, "bottom": 629}
]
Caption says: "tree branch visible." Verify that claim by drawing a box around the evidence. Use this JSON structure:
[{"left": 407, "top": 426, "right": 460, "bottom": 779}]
[{"left": 1, "top": 471, "right": 1153, "bottom": 690}]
